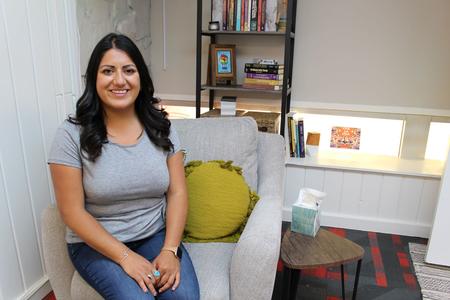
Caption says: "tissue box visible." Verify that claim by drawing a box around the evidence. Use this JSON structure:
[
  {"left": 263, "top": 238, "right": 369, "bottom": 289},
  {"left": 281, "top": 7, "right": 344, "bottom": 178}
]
[
  {"left": 291, "top": 204, "right": 320, "bottom": 237},
  {"left": 291, "top": 188, "right": 326, "bottom": 237}
]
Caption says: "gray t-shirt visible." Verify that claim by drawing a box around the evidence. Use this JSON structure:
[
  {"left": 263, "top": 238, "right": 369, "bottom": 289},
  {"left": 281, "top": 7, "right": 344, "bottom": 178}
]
[{"left": 48, "top": 120, "right": 181, "bottom": 243}]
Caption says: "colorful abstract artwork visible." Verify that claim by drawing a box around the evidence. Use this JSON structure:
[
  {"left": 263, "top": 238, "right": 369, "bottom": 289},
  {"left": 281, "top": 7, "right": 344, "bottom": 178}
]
[{"left": 330, "top": 127, "right": 361, "bottom": 149}]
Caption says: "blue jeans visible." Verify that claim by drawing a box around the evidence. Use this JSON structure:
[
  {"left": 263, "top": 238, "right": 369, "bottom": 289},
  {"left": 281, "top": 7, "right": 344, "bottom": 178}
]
[{"left": 68, "top": 229, "right": 200, "bottom": 300}]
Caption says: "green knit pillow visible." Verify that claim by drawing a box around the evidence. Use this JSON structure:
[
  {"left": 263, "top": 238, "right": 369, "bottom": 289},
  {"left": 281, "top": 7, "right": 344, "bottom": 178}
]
[{"left": 183, "top": 160, "right": 259, "bottom": 243}]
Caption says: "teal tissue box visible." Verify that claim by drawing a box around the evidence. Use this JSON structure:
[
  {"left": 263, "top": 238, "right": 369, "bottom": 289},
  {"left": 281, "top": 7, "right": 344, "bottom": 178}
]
[{"left": 291, "top": 205, "right": 320, "bottom": 237}]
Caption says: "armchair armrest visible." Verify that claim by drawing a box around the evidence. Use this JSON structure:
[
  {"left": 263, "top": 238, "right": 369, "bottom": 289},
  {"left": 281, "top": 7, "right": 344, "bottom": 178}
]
[
  {"left": 41, "top": 206, "right": 75, "bottom": 300},
  {"left": 230, "top": 133, "right": 285, "bottom": 300}
]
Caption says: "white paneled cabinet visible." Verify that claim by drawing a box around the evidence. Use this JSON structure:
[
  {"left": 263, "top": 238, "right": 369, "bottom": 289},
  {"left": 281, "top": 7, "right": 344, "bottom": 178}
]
[{"left": 284, "top": 164, "right": 441, "bottom": 238}]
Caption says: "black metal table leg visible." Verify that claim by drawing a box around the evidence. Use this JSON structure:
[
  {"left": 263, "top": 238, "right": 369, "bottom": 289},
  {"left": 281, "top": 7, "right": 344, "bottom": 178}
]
[
  {"left": 282, "top": 267, "right": 301, "bottom": 300},
  {"left": 341, "top": 264, "right": 346, "bottom": 300},
  {"left": 290, "top": 269, "right": 300, "bottom": 300},
  {"left": 282, "top": 267, "right": 292, "bottom": 300},
  {"left": 352, "top": 259, "right": 362, "bottom": 300}
]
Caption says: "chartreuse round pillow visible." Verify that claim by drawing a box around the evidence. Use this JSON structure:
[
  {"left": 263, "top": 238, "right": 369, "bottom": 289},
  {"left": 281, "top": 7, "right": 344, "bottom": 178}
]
[{"left": 183, "top": 160, "right": 259, "bottom": 243}]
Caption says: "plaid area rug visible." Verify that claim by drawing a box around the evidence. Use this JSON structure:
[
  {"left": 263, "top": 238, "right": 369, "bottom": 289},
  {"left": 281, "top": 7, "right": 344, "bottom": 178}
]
[{"left": 409, "top": 243, "right": 450, "bottom": 300}]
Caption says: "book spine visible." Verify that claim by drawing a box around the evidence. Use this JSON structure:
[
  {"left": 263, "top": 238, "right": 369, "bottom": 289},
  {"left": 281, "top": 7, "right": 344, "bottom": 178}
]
[
  {"left": 265, "top": 0, "right": 277, "bottom": 31},
  {"left": 287, "top": 116, "right": 295, "bottom": 157},
  {"left": 298, "top": 119, "right": 305, "bottom": 157},
  {"left": 295, "top": 119, "right": 300, "bottom": 157},
  {"left": 261, "top": 0, "right": 266, "bottom": 31},
  {"left": 241, "top": 0, "right": 246, "bottom": 31},
  {"left": 246, "top": 0, "right": 252, "bottom": 31},
  {"left": 242, "top": 83, "right": 281, "bottom": 90},
  {"left": 257, "top": 0, "right": 262, "bottom": 31},
  {"left": 229, "top": 0, "right": 234, "bottom": 30},
  {"left": 236, "top": 0, "right": 241, "bottom": 31},
  {"left": 246, "top": 73, "right": 283, "bottom": 80},
  {"left": 244, "top": 63, "right": 284, "bottom": 69},
  {"left": 250, "top": 0, "right": 258, "bottom": 31},
  {"left": 244, "top": 78, "right": 283, "bottom": 85},
  {"left": 244, "top": 67, "right": 284, "bottom": 74},
  {"left": 290, "top": 119, "right": 297, "bottom": 157},
  {"left": 223, "top": 0, "right": 228, "bottom": 30}
]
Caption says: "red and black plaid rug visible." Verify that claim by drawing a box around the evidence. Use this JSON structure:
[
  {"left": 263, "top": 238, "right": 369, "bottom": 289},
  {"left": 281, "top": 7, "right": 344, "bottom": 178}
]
[{"left": 272, "top": 223, "right": 427, "bottom": 300}]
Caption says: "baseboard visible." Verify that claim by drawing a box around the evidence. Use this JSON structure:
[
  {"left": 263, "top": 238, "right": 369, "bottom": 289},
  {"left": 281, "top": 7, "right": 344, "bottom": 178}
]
[
  {"left": 19, "top": 276, "right": 52, "bottom": 300},
  {"left": 282, "top": 207, "right": 431, "bottom": 238}
]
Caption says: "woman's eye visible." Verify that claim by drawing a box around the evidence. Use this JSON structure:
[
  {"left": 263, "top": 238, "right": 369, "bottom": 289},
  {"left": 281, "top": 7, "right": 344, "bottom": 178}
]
[
  {"left": 125, "top": 68, "right": 137, "bottom": 75},
  {"left": 102, "top": 69, "right": 113, "bottom": 75}
]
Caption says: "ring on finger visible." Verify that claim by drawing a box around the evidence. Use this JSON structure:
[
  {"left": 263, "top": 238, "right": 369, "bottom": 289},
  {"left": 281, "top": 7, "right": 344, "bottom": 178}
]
[{"left": 147, "top": 273, "right": 154, "bottom": 281}]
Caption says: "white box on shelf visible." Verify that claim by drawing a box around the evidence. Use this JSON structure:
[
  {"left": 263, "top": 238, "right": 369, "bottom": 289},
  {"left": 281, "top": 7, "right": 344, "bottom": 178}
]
[{"left": 221, "top": 96, "right": 237, "bottom": 116}]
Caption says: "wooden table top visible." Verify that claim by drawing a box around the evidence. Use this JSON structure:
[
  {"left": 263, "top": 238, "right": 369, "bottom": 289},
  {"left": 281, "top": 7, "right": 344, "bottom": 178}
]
[{"left": 281, "top": 228, "right": 365, "bottom": 269}]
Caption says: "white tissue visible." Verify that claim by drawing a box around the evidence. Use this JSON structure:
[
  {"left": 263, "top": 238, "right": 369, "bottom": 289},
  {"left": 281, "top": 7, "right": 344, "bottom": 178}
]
[{"left": 294, "top": 188, "right": 326, "bottom": 209}]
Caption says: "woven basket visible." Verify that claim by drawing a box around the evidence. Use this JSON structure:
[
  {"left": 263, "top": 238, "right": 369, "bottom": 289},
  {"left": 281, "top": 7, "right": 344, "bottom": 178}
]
[{"left": 242, "top": 111, "right": 280, "bottom": 133}]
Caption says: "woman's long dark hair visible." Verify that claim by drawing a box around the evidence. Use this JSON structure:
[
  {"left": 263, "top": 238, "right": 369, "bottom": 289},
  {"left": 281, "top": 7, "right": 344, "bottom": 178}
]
[{"left": 69, "top": 33, "right": 172, "bottom": 161}]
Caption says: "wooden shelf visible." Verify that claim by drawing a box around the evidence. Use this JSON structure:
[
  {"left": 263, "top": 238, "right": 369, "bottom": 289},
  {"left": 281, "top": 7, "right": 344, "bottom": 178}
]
[
  {"left": 285, "top": 153, "right": 444, "bottom": 178},
  {"left": 201, "top": 84, "right": 291, "bottom": 95},
  {"left": 202, "top": 30, "right": 295, "bottom": 38}
]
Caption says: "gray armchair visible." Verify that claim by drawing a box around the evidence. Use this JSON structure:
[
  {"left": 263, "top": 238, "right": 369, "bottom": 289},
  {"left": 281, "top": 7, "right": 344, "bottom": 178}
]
[{"left": 42, "top": 117, "right": 285, "bottom": 299}]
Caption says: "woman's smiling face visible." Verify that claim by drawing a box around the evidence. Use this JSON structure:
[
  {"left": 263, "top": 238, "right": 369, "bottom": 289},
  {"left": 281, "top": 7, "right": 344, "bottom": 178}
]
[{"left": 96, "top": 48, "right": 140, "bottom": 113}]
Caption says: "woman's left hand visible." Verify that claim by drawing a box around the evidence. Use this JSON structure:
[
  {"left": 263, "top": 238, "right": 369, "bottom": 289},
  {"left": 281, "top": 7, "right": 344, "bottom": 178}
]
[{"left": 152, "top": 251, "right": 181, "bottom": 293}]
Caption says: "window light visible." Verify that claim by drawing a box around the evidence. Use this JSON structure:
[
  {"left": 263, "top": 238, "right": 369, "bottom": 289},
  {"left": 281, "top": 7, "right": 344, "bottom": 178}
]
[
  {"left": 425, "top": 122, "right": 450, "bottom": 161},
  {"left": 294, "top": 113, "right": 404, "bottom": 157}
]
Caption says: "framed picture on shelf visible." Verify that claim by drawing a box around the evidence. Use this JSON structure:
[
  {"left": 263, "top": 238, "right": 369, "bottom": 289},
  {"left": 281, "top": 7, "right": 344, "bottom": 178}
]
[{"left": 209, "top": 44, "right": 236, "bottom": 86}]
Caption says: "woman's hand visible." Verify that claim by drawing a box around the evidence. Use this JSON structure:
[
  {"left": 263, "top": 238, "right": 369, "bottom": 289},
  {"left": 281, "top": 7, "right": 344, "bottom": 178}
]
[
  {"left": 119, "top": 251, "right": 159, "bottom": 296},
  {"left": 152, "top": 251, "right": 181, "bottom": 293}
]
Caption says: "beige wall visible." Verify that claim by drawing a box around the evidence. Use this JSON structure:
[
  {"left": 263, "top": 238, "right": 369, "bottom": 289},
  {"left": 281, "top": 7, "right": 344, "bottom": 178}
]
[
  {"left": 150, "top": 0, "right": 199, "bottom": 96},
  {"left": 292, "top": 0, "right": 450, "bottom": 112},
  {"left": 151, "top": 0, "right": 450, "bottom": 115}
]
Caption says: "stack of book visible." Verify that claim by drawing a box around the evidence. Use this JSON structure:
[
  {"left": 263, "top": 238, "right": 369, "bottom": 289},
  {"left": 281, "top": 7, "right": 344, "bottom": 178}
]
[
  {"left": 243, "top": 62, "right": 284, "bottom": 91},
  {"left": 211, "top": 0, "right": 283, "bottom": 32},
  {"left": 286, "top": 113, "right": 306, "bottom": 158}
]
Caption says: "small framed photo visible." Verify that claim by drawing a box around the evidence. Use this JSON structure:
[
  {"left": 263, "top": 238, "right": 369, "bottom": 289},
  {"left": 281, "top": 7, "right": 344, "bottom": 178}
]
[{"left": 209, "top": 44, "right": 236, "bottom": 85}]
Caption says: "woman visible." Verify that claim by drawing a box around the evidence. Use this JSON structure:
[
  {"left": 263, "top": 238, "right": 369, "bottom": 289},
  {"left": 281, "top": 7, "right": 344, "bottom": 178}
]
[{"left": 48, "top": 33, "right": 199, "bottom": 299}]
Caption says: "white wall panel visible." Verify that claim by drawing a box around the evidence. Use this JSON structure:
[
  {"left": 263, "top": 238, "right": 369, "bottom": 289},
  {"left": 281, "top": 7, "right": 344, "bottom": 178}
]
[
  {"left": 0, "top": 0, "right": 80, "bottom": 298},
  {"left": 2, "top": 0, "right": 46, "bottom": 288},
  {"left": 26, "top": 0, "right": 60, "bottom": 153},
  {"left": 0, "top": 156, "right": 23, "bottom": 300},
  {"left": 304, "top": 168, "right": 325, "bottom": 191},
  {"left": 26, "top": 0, "right": 60, "bottom": 221},
  {"left": 52, "top": 0, "right": 73, "bottom": 94},
  {"left": 378, "top": 175, "right": 402, "bottom": 219},
  {"left": 321, "top": 170, "right": 343, "bottom": 214},
  {"left": 46, "top": 0, "right": 64, "bottom": 96},
  {"left": 340, "top": 172, "right": 362, "bottom": 214},
  {"left": 417, "top": 179, "right": 440, "bottom": 224},
  {"left": 284, "top": 166, "right": 305, "bottom": 207},
  {"left": 360, "top": 174, "right": 383, "bottom": 217},
  {"left": 284, "top": 165, "right": 441, "bottom": 237},
  {"left": 397, "top": 177, "right": 424, "bottom": 221}
]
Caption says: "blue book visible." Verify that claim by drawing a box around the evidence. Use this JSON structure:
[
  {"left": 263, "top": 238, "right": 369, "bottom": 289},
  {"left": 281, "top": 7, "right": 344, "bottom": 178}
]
[{"left": 236, "top": 0, "right": 242, "bottom": 31}]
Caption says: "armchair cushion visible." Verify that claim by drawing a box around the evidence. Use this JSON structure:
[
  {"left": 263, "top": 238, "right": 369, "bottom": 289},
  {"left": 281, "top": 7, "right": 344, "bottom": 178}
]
[
  {"left": 183, "top": 160, "right": 259, "bottom": 242},
  {"left": 171, "top": 117, "right": 258, "bottom": 191}
]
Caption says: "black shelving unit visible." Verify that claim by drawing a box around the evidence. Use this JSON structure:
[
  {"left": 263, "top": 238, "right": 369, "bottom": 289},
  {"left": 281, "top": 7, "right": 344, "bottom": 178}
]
[{"left": 195, "top": 0, "right": 297, "bottom": 136}]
